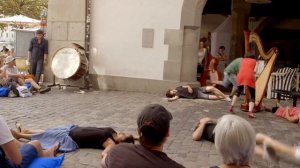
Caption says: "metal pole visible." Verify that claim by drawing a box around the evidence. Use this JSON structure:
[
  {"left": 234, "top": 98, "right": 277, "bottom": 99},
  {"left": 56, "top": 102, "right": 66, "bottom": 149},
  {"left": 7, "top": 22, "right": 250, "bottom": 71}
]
[{"left": 84, "top": 0, "right": 92, "bottom": 90}]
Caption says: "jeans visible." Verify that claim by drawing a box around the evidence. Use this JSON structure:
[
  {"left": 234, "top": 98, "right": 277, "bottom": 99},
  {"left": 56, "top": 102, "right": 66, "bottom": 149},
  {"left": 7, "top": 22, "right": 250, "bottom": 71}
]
[
  {"left": 223, "top": 72, "right": 237, "bottom": 90},
  {"left": 30, "top": 59, "right": 44, "bottom": 83}
]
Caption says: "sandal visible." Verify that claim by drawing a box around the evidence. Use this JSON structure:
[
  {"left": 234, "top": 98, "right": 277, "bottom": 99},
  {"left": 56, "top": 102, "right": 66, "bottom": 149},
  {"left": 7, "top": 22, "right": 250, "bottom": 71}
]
[
  {"left": 228, "top": 106, "right": 234, "bottom": 113},
  {"left": 247, "top": 112, "right": 256, "bottom": 118}
]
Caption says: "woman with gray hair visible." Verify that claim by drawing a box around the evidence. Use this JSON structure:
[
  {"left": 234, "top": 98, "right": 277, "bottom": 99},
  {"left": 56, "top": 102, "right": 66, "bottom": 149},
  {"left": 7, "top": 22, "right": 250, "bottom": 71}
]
[{"left": 211, "top": 114, "right": 256, "bottom": 168}]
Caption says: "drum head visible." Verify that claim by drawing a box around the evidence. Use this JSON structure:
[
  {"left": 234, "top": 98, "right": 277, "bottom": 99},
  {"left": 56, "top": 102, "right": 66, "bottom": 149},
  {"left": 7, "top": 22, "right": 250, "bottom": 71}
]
[{"left": 51, "top": 48, "right": 81, "bottom": 79}]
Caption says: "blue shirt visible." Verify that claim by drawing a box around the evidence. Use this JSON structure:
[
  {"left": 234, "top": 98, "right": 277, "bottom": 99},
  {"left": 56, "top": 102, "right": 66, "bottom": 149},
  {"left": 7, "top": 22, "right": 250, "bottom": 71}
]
[{"left": 28, "top": 37, "right": 48, "bottom": 60}]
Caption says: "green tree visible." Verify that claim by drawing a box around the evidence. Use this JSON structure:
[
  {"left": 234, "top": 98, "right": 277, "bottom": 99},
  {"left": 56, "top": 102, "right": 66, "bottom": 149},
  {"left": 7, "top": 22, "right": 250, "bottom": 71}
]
[
  {"left": 0, "top": 0, "right": 47, "bottom": 29},
  {"left": 0, "top": 0, "right": 48, "bottom": 19}
]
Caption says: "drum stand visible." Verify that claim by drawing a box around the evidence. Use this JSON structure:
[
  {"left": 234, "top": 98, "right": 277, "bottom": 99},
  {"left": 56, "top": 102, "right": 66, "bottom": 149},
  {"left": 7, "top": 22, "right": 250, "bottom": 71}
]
[{"left": 48, "top": 74, "right": 85, "bottom": 90}]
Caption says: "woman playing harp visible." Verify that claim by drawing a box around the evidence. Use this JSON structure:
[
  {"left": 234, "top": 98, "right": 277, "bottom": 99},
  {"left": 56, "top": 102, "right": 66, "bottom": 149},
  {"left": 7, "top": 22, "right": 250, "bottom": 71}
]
[
  {"left": 229, "top": 51, "right": 258, "bottom": 118},
  {"left": 240, "top": 31, "right": 278, "bottom": 112}
]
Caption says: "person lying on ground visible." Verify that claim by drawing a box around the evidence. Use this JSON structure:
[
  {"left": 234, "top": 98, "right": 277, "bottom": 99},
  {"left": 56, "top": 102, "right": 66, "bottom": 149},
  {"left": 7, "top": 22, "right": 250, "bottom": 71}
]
[
  {"left": 192, "top": 117, "right": 217, "bottom": 143},
  {"left": 166, "top": 85, "right": 230, "bottom": 102},
  {"left": 271, "top": 101, "right": 300, "bottom": 126},
  {"left": 1, "top": 56, "right": 50, "bottom": 94},
  {"left": 192, "top": 116, "right": 285, "bottom": 163},
  {"left": 0, "top": 115, "right": 59, "bottom": 168},
  {"left": 11, "top": 123, "right": 136, "bottom": 157},
  {"left": 255, "top": 133, "right": 300, "bottom": 165}
]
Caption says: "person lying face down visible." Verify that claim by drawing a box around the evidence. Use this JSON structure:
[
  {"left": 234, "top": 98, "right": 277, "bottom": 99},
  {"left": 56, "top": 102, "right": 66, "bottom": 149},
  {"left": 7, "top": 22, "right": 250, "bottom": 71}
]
[{"left": 11, "top": 124, "right": 135, "bottom": 157}]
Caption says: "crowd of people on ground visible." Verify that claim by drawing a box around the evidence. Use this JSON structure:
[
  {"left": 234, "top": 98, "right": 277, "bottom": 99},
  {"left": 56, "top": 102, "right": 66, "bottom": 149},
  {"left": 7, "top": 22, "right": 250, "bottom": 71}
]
[
  {"left": 1, "top": 32, "right": 300, "bottom": 168},
  {"left": 2, "top": 103, "right": 300, "bottom": 168},
  {"left": 0, "top": 30, "right": 50, "bottom": 98}
]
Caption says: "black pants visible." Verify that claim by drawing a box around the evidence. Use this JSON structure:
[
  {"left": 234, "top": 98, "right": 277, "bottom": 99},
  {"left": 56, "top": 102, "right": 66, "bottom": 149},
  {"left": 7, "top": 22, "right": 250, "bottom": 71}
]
[{"left": 237, "top": 85, "right": 255, "bottom": 102}]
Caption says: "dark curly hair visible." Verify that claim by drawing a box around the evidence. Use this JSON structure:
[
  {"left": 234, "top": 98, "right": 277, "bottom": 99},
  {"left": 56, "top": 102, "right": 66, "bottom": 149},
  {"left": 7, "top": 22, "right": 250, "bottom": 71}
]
[
  {"left": 122, "top": 135, "right": 135, "bottom": 144},
  {"left": 165, "top": 89, "right": 173, "bottom": 98},
  {"left": 36, "top": 29, "right": 44, "bottom": 35}
]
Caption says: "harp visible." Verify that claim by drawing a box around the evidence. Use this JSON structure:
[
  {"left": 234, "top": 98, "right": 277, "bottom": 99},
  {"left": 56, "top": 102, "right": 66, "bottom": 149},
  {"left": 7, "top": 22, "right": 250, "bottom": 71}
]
[{"left": 240, "top": 31, "right": 278, "bottom": 112}]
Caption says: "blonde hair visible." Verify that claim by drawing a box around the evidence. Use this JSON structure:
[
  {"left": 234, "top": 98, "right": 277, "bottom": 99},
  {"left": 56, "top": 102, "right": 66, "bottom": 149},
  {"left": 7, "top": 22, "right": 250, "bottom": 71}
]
[{"left": 214, "top": 115, "right": 255, "bottom": 166}]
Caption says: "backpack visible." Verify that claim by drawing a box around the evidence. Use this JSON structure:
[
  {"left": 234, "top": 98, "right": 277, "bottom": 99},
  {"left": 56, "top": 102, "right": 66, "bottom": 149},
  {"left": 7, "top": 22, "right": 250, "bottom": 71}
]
[{"left": 0, "top": 87, "right": 10, "bottom": 97}]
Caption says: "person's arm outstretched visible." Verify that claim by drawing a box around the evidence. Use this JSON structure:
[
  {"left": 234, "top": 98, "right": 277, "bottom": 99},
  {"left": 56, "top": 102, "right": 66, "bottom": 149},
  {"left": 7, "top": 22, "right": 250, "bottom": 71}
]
[{"left": 168, "top": 95, "right": 179, "bottom": 102}]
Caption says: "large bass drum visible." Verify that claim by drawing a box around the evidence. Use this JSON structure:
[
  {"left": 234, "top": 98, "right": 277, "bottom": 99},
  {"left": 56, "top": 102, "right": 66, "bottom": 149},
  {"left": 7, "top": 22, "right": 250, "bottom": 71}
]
[{"left": 51, "top": 47, "right": 88, "bottom": 81}]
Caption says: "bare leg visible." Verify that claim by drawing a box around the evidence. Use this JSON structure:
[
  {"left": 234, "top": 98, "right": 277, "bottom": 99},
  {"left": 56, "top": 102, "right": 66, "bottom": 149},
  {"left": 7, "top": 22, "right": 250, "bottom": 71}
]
[
  {"left": 230, "top": 89, "right": 237, "bottom": 97},
  {"left": 11, "top": 129, "right": 33, "bottom": 140},
  {"left": 211, "top": 80, "right": 224, "bottom": 86},
  {"left": 15, "top": 123, "right": 44, "bottom": 134},
  {"left": 247, "top": 101, "right": 256, "bottom": 118},
  {"left": 25, "top": 78, "right": 41, "bottom": 90},
  {"left": 229, "top": 95, "right": 238, "bottom": 113},
  {"left": 21, "top": 128, "right": 44, "bottom": 134},
  {"left": 205, "top": 86, "right": 226, "bottom": 99},
  {"left": 28, "top": 140, "right": 59, "bottom": 157},
  {"left": 231, "top": 95, "right": 238, "bottom": 106},
  {"left": 17, "top": 78, "right": 25, "bottom": 85},
  {"left": 208, "top": 95, "right": 223, "bottom": 100}
]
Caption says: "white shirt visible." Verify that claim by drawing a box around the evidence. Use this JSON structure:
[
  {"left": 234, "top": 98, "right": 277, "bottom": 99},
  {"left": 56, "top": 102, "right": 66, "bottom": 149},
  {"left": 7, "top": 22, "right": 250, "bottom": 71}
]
[
  {"left": 198, "top": 48, "right": 207, "bottom": 64},
  {"left": 0, "top": 115, "right": 14, "bottom": 145},
  {"left": 1, "top": 65, "right": 19, "bottom": 75}
]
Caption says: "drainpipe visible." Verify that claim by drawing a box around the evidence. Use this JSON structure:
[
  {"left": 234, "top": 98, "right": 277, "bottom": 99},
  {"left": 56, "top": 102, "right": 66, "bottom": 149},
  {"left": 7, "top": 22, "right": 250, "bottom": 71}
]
[{"left": 84, "top": 0, "right": 92, "bottom": 89}]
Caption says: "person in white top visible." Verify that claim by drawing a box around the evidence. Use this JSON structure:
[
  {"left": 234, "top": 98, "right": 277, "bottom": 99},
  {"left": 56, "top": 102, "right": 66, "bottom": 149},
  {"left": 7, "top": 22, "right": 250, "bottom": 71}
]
[
  {"left": 1, "top": 56, "right": 51, "bottom": 94},
  {"left": 197, "top": 41, "right": 208, "bottom": 75},
  {"left": 0, "top": 115, "right": 59, "bottom": 167}
]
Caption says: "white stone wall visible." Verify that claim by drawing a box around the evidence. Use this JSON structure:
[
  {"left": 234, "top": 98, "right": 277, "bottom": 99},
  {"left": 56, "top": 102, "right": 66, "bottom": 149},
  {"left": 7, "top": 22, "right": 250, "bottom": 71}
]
[
  {"left": 46, "top": 0, "right": 86, "bottom": 83},
  {"left": 200, "top": 14, "right": 226, "bottom": 39},
  {"left": 89, "top": 0, "right": 184, "bottom": 80}
]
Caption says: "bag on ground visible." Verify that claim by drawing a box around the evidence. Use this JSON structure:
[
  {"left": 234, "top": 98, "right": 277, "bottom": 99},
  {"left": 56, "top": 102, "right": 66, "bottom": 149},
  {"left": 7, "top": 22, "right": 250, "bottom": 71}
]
[{"left": 17, "top": 86, "right": 32, "bottom": 97}]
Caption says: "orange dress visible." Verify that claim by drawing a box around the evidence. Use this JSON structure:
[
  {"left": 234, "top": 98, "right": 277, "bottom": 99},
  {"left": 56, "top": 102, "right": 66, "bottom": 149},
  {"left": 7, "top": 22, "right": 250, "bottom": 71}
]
[
  {"left": 275, "top": 107, "right": 300, "bottom": 118},
  {"left": 237, "top": 58, "right": 256, "bottom": 88}
]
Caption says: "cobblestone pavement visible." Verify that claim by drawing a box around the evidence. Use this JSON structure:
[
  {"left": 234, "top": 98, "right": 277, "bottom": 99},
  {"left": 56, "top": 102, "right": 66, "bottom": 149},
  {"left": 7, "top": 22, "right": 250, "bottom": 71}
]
[{"left": 1, "top": 87, "right": 300, "bottom": 168}]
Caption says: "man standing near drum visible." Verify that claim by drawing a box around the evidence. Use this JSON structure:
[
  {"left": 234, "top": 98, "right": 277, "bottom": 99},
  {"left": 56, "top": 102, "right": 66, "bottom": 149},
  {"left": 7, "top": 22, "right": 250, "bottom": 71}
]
[{"left": 27, "top": 30, "right": 48, "bottom": 83}]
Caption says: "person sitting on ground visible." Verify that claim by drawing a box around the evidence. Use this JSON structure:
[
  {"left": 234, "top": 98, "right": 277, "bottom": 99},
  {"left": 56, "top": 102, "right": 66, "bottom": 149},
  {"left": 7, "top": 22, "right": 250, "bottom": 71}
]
[
  {"left": 0, "top": 69, "right": 19, "bottom": 97},
  {"left": 0, "top": 115, "right": 60, "bottom": 167},
  {"left": 210, "top": 114, "right": 256, "bottom": 168},
  {"left": 11, "top": 123, "right": 135, "bottom": 157},
  {"left": 102, "top": 104, "right": 185, "bottom": 168},
  {"left": 271, "top": 101, "right": 300, "bottom": 126},
  {"left": 166, "top": 85, "right": 230, "bottom": 102},
  {"left": 1, "top": 56, "right": 50, "bottom": 94},
  {"left": 255, "top": 133, "right": 300, "bottom": 164}
]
